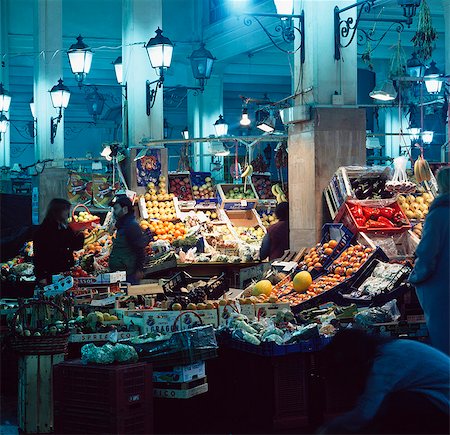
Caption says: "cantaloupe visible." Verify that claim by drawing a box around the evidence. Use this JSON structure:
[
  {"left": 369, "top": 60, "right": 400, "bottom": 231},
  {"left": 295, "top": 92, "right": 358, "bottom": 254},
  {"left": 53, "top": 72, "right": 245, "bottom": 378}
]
[
  {"left": 252, "top": 280, "right": 273, "bottom": 296},
  {"left": 293, "top": 271, "right": 312, "bottom": 293}
]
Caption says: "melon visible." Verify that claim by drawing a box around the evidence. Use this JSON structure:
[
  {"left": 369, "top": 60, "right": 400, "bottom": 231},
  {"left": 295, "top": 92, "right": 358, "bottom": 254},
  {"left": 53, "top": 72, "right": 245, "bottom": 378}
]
[
  {"left": 293, "top": 271, "right": 312, "bottom": 293},
  {"left": 252, "top": 280, "right": 273, "bottom": 296}
]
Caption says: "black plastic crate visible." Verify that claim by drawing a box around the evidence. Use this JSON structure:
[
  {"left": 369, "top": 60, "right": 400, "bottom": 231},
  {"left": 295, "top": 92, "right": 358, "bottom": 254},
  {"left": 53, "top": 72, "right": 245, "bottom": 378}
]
[
  {"left": 162, "top": 271, "right": 228, "bottom": 299},
  {"left": 337, "top": 258, "right": 412, "bottom": 307},
  {"left": 53, "top": 360, "right": 153, "bottom": 414}
]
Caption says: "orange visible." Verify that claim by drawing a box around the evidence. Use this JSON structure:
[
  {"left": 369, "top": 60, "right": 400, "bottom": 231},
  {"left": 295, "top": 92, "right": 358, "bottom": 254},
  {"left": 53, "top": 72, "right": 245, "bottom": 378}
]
[{"left": 328, "top": 240, "right": 338, "bottom": 248}]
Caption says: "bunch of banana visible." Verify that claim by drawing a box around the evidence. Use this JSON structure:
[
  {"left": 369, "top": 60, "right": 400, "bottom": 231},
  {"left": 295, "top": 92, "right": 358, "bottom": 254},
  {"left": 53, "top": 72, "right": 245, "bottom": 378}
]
[
  {"left": 83, "top": 228, "right": 108, "bottom": 247},
  {"left": 414, "top": 156, "right": 432, "bottom": 183},
  {"left": 241, "top": 164, "right": 253, "bottom": 178},
  {"left": 271, "top": 184, "right": 287, "bottom": 203}
]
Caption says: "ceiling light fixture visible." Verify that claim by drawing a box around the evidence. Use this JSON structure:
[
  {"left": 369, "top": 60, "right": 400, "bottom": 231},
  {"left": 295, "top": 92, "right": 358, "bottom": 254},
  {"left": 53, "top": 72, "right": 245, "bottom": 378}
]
[
  {"left": 240, "top": 107, "right": 251, "bottom": 126},
  {"left": 422, "top": 131, "right": 434, "bottom": 144},
  {"left": 67, "top": 35, "right": 93, "bottom": 86},
  {"left": 424, "top": 61, "right": 443, "bottom": 94},
  {"left": 29, "top": 97, "right": 36, "bottom": 120},
  {"left": 0, "top": 83, "right": 11, "bottom": 113},
  {"left": 256, "top": 109, "right": 275, "bottom": 132},
  {"left": 214, "top": 115, "right": 228, "bottom": 137},
  {"left": 369, "top": 79, "right": 397, "bottom": 101},
  {"left": 49, "top": 78, "right": 71, "bottom": 144},
  {"left": 181, "top": 126, "right": 189, "bottom": 140},
  {"left": 0, "top": 113, "right": 9, "bottom": 142},
  {"left": 145, "top": 27, "right": 174, "bottom": 116},
  {"left": 113, "top": 56, "right": 123, "bottom": 84},
  {"left": 406, "top": 52, "right": 425, "bottom": 78}
]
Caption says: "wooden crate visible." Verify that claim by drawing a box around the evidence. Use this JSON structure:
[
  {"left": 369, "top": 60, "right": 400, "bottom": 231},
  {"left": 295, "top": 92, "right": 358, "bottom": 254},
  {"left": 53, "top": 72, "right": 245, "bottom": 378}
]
[{"left": 18, "top": 353, "right": 65, "bottom": 433}]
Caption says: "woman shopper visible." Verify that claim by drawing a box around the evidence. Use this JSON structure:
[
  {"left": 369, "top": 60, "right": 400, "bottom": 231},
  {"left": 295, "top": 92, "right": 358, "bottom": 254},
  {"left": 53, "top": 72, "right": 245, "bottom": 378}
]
[
  {"left": 33, "top": 198, "right": 84, "bottom": 285},
  {"left": 319, "top": 329, "right": 450, "bottom": 434},
  {"left": 409, "top": 166, "right": 450, "bottom": 355},
  {"left": 259, "top": 201, "right": 289, "bottom": 261}
]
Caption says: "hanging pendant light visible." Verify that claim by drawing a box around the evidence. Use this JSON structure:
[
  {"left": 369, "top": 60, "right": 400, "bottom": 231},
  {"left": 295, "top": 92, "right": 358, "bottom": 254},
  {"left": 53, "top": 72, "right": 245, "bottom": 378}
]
[
  {"left": 0, "top": 113, "right": 9, "bottom": 133},
  {"left": 369, "top": 80, "right": 397, "bottom": 101},
  {"left": 406, "top": 52, "right": 425, "bottom": 78},
  {"left": 189, "top": 43, "right": 216, "bottom": 91},
  {"left": 422, "top": 131, "right": 434, "bottom": 144},
  {"left": 0, "top": 83, "right": 11, "bottom": 112},
  {"left": 240, "top": 108, "right": 251, "bottom": 126},
  {"left": 424, "top": 61, "right": 442, "bottom": 94},
  {"left": 181, "top": 127, "right": 189, "bottom": 140},
  {"left": 67, "top": 35, "right": 93, "bottom": 85},
  {"left": 256, "top": 109, "right": 275, "bottom": 132},
  {"left": 214, "top": 115, "right": 228, "bottom": 137}
]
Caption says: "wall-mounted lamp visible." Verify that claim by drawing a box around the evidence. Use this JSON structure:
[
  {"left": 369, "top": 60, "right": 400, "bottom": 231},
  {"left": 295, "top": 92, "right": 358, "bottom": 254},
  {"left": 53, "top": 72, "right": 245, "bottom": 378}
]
[
  {"left": 145, "top": 27, "right": 174, "bottom": 116},
  {"left": 408, "top": 127, "right": 421, "bottom": 141},
  {"left": 29, "top": 97, "right": 36, "bottom": 119},
  {"left": 406, "top": 52, "right": 425, "bottom": 78},
  {"left": 113, "top": 56, "right": 123, "bottom": 85},
  {"left": 424, "top": 61, "right": 443, "bottom": 94},
  {"left": 181, "top": 126, "right": 189, "bottom": 140},
  {"left": 214, "top": 115, "right": 228, "bottom": 137},
  {"left": 67, "top": 35, "right": 93, "bottom": 86},
  {"left": 50, "top": 78, "right": 71, "bottom": 144},
  {"left": 369, "top": 79, "right": 397, "bottom": 101},
  {"left": 0, "top": 83, "right": 11, "bottom": 113},
  {"left": 0, "top": 113, "right": 9, "bottom": 142},
  {"left": 240, "top": 107, "right": 251, "bottom": 126},
  {"left": 188, "top": 43, "right": 216, "bottom": 91}
]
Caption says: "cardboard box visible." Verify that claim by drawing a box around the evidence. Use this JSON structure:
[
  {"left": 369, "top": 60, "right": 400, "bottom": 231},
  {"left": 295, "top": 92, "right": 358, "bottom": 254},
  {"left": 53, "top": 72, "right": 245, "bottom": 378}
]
[
  {"left": 68, "top": 331, "right": 139, "bottom": 343},
  {"left": 218, "top": 303, "right": 255, "bottom": 325},
  {"left": 254, "top": 303, "right": 291, "bottom": 320},
  {"left": 75, "top": 272, "right": 127, "bottom": 285},
  {"left": 152, "top": 362, "right": 205, "bottom": 383},
  {"left": 153, "top": 382, "right": 208, "bottom": 399}
]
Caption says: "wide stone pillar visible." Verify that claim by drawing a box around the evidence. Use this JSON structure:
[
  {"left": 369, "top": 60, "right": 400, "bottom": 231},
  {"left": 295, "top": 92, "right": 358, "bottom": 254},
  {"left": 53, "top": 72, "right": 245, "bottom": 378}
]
[
  {"left": 122, "top": 0, "right": 163, "bottom": 147},
  {"left": 34, "top": 0, "right": 64, "bottom": 167},
  {"left": 287, "top": 0, "right": 365, "bottom": 248},
  {"left": 444, "top": 1, "right": 449, "bottom": 157},
  {"left": 0, "top": 0, "right": 10, "bottom": 167},
  {"left": 187, "top": 74, "right": 223, "bottom": 172}
]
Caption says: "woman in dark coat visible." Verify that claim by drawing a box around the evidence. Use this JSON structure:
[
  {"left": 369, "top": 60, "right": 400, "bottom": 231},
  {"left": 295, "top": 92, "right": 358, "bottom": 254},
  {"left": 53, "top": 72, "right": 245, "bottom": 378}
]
[
  {"left": 259, "top": 202, "right": 290, "bottom": 261},
  {"left": 409, "top": 167, "right": 450, "bottom": 355},
  {"left": 33, "top": 198, "right": 84, "bottom": 285}
]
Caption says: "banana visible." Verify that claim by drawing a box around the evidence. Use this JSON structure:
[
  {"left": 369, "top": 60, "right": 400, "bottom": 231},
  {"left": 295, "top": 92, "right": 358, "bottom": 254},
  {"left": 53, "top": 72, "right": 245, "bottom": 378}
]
[
  {"left": 414, "top": 158, "right": 423, "bottom": 183},
  {"left": 422, "top": 158, "right": 432, "bottom": 182},
  {"left": 279, "top": 193, "right": 287, "bottom": 202},
  {"left": 241, "top": 164, "right": 253, "bottom": 178},
  {"left": 275, "top": 184, "right": 283, "bottom": 195},
  {"left": 271, "top": 184, "right": 279, "bottom": 196}
]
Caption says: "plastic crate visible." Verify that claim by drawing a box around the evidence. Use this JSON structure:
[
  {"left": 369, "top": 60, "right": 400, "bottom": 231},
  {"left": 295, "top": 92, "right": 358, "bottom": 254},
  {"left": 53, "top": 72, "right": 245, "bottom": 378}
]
[
  {"left": 337, "top": 258, "right": 412, "bottom": 307},
  {"left": 162, "top": 271, "right": 228, "bottom": 299},
  {"left": 336, "top": 201, "right": 411, "bottom": 234},
  {"left": 53, "top": 360, "right": 153, "bottom": 415}
]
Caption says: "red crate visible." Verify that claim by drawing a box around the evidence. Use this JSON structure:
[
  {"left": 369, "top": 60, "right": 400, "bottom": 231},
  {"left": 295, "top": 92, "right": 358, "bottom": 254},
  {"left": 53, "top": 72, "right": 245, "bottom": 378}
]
[
  {"left": 336, "top": 201, "right": 411, "bottom": 234},
  {"left": 53, "top": 360, "right": 153, "bottom": 433}
]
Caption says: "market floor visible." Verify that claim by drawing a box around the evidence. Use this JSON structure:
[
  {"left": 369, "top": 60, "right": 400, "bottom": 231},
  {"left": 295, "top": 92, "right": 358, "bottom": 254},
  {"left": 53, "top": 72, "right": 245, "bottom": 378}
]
[{"left": 0, "top": 396, "right": 18, "bottom": 435}]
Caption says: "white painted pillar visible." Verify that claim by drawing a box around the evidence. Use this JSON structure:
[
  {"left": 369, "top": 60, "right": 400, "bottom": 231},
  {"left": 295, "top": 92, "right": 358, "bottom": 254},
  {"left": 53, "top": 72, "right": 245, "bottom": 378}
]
[
  {"left": 443, "top": 0, "right": 449, "bottom": 159},
  {"left": 0, "top": 0, "right": 10, "bottom": 167},
  {"left": 299, "top": 0, "right": 357, "bottom": 105},
  {"left": 187, "top": 74, "right": 223, "bottom": 172},
  {"left": 33, "top": 0, "right": 64, "bottom": 167},
  {"left": 122, "top": 0, "right": 163, "bottom": 147}
]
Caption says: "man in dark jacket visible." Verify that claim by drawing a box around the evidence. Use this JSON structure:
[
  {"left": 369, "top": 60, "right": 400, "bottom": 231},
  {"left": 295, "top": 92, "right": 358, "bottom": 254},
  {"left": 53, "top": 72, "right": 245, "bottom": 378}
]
[
  {"left": 109, "top": 196, "right": 146, "bottom": 284},
  {"left": 260, "top": 201, "right": 290, "bottom": 261}
]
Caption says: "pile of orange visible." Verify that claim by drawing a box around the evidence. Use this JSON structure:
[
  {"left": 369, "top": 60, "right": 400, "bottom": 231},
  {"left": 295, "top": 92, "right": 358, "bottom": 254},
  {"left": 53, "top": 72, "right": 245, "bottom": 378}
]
[{"left": 140, "top": 220, "right": 186, "bottom": 243}]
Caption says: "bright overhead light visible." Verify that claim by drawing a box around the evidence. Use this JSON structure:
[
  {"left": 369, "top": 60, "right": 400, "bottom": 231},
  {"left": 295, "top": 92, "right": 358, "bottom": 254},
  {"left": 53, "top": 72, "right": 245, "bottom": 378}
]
[
  {"left": 113, "top": 56, "right": 123, "bottom": 84},
  {"left": 29, "top": 97, "right": 36, "bottom": 119},
  {"left": 274, "top": 0, "right": 294, "bottom": 15},
  {"left": 214, "top": 115, "right": 228, "bottom": 137},
  {"left": 369, "top": 80, "right": 397, "bottom": 101},
  {"left": 240, "top": 108, "right": 251, "bottom": 126},
  {"left": 0, "top": 83, "right": 11, "bottom": 112},
  {"left": 256, "top": 110, "right": 275, "bottom": 132},
  {"left": 408, "top": 127, "right": 421, "bottom": 140},
  {"left": 422, "top": 131, "right": 434, "bottom": 144},
  {"left": 101, "top": 145, "right": 112, "bottom": 161},
  {"left": 366, "top": 136, "right": 381, "bottom": 149},
  {"left": 0, "top": 113, "right": 9, "bottom": 134},
  {"left": 67, "top": 35, "right": 93, "bottom": 84},
  {"left": 424, "top": 61, "right": 443, "bottom": 94}
]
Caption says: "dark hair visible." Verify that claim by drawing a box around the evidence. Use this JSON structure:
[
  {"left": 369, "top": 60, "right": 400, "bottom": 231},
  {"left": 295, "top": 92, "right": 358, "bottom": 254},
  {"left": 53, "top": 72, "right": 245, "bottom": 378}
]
[
  {"left": 44, "top": 198, "right": 71, "bottom": 223},
  {"left": 275, "top": 201, "right": 289, "bottom": 221},
  {"left": 321, "top": 329, "right": 391, "bottom": 403},
  {"left": 112, "top": 195, "right": 134, "bottom": 215}
]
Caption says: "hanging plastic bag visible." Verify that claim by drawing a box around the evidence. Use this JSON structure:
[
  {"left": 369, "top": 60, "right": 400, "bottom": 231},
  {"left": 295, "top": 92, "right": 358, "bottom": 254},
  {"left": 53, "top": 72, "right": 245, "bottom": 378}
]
[{"left": 385, "top": 156, "right": 416, "bottom": 194}]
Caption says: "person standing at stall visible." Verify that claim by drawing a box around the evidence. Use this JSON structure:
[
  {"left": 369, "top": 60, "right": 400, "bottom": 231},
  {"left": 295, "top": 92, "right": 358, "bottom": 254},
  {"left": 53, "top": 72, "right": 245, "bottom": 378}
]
[
  {"left": 108, "top": 195, "right": 146, "bottom": 285},
  {"left": 259, "top": 201, "right": 290, "bottom": 261},
  {"left": 409, "top": 166, "right": 450, "bottom": 355},
  {"left": 33, "top": 198, "right": 85, "bottom": 285}
]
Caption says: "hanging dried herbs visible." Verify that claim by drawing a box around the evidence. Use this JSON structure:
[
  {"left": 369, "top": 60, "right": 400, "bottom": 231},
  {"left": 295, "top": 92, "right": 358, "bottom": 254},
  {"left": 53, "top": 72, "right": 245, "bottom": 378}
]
[
  {"left": 361, "top": 41, "right": 374, "bottom": 71},
  {"left": 389, "top": 35, "right": 407, "bottom": 79},
  {"left": 411, "top": 0, "right": 437, "bottom": 61}
]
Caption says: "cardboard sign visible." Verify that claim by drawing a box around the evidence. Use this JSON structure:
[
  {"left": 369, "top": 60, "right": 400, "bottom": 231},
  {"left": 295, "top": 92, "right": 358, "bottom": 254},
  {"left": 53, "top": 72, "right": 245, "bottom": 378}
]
[{"left": 67, "top": 172, "right": 91, "bottom": 205}]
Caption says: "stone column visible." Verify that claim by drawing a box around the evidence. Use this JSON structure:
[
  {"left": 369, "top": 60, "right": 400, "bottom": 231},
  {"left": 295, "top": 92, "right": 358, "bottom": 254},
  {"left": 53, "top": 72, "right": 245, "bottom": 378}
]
[
  {"left": 187, "top": 74, "right": 224, "bottom": 172},
  {"left": 122, "top": 0, "right": 163, "bottom": 147},
  {"left": 33, "top": 0, "right": 64, "bottom": 167},
  {"left": 443, "top": 0, "right": 450, "bottom": 156},
  {"left": 287, "top": 0, "right": 366, "bottom": 249},
  {"left": 0, "top": 0, "right": 10, "bottom": 167}
]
